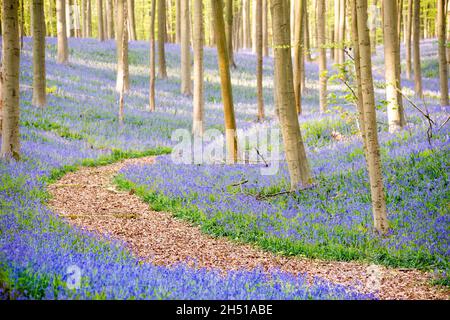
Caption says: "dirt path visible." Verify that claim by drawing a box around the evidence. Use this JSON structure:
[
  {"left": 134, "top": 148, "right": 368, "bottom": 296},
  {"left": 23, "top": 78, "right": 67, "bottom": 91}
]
[{"left": 47, "top": 157, "right": 449, "bottom": 300}]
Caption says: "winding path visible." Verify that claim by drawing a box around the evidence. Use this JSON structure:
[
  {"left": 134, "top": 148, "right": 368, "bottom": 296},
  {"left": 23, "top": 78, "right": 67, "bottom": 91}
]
[{"left": 47, "top": 157, "right": 449, "bottom": 300}]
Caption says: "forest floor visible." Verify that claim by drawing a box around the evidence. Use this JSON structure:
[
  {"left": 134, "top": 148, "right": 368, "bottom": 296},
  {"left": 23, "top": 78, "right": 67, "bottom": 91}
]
[{"left": 47, "top": 156, "right": 448, "bottom": 300}]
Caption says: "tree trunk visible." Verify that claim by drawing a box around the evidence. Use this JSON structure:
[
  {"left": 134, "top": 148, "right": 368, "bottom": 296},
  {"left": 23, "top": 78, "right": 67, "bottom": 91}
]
[
  {"left": 127, "top": 0, "right": 137, "bottom": 40},
  {"left": 57, "top": 0, "right": 69, "bottom": 64},
  {"left": 32, "top": 0, "right": 47, "bottom": 108},
  {"left": 412, "top": 0, "right": 422, "bottom": 98},
  {"left": 382, "top": 0, "right": 405, "bottom": 132},
  {"left": 180, "top": 0, "right": 192, "bottom": 95},
  {"left": 270, "top": 0, "right": 312, "bottom": 190},
  {"left": 106, "top": 0, "right": 114, "bottom": 39},
  {"left": 338, "top": 0, "right": 346, "bottom": 64},
  {"left": 118, "top": 1, "right": 128, "bottom": 125},
  {"left": 293, "top": 0, "right": 305, "bottom": 114},
  {"left": 211, "top": 0, "right": 238, "bottom": 164},
  {"left": 97, "top": 0, "right": 105, "bottom": 40},
  {"left": 157, "top": 0, "right": 167, "bottom": 78},
  {"left": 353, "top": 0, "right": 389, "bottom": 234},
  {"left": 304, "top": 3, "right": 312, "bottom": 61},
  {"left": 334, "top": 0, "right": 339, "bottom": 61},
  {"left": 116, "top": 0, "right": 129, "bottom": 93},
  {"left": 87, "top": 0, "right": 92, "bottom": 37},
  {"left": 225, "top": 0, "right": 236, "bottom": 68},
  {"left": 176, "top": 0, "right": 181, "bottom": 43},
  {"left": 149, "top": 0, "right": 156, "bottom": 111},
  {"left": 317, "top": 0, "right": 327, "bottom": 112},
  {"left": 243, "top": 0, "right": 251, "bottom": 49},
  {"left": 405, "top": 0, "right": 412, "bottom": 79},
  {"left": 1, "top": 0, "right": 21, "bottom": 160},
  {"left": 252, "top": 0, "right": 257, "bottom": 53},
  {"left": 263, "top": 0, "right": 269, "bottom": 57},
  {"left": 256, "top": 0, "right": 264, "bottom": 121},
  {"left": 81, "top": 0, "right": 86, "bottom": 37},
  {"left": 192, "top": 0, "right": 204, "bottom": 136},
  {"left": 438, "top": 0, "right": 449, "bottom": 106}
]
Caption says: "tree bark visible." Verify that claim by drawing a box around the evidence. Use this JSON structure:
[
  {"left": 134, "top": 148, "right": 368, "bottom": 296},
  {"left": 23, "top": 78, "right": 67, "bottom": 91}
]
[
  {"left": 149, "top": 0, "right": 156, "bottom": 111},
  {"left": 116, "top": 0, "right": 129, "bottom": 93},
  {"left": 106, "top": 0, "right": 114, "bottom": 39},
  {"left": 1, "top": 0, "right": 21, "bottom": 160},
  {"left": 97, "top": 0, "right": 105, "bottom": 40},
  {"left": 293, "top": 0, "right": 305, "bottom": 114},
  {"left": 211, "top": 0, "right": 238, "bottom": 164},
  {"left": 338, "top": 0, "right": 346, "bottom": 64},
  {"left": 405, "top": 0, "right": 412, "bottom": 79},
  {"left": 382, "top": 0, "right": 405, "bottom": 132},
  {"left": 157, "top": 0, "right": 167, "bottom": 78},
  {"left": 438, "top": 0, "right": 449, "bottom": 106},
  {"left": 57, "top": 0, "right": 69, "bottom": 64},
  {"left": 192, "top": 0, "right": 204, "bottom": 136},
  {"left": 87, "top": 0, "right": 92, "bottom": 37},
  {"left": 180, "top": 0, "right": 192, "bottom": 95},
  {"left": 243, "top": 0, "right": 251, "bottom": 49},
  {"left": 353, "top": 0, "right": 389, "bottom": 234},
  {"left": 225, "top": 0, "right": 236, "bottom": 68},
  {"left": 412, "top": 0, "right": 422, "bottom": 98},
  {"left": 263, "top": 0, "right": 269, "bottom": 57},
  {"left": 127, "top": 0, "right": 137, "bottom": 40},
  {"left": 304, "top": 3, "right": 312, "bottom": 61},
  {"left": 317, "top": 0, "right": 327, "bottom": 112},
  {"left": 256, "top": 0, "right": 264, "bottom": 121},
  {"left": 176, "top": 0, "right": 181, "bottom": 43},
  {"left": 32, "top": 0, "right": 47, "bottom": 108},
  {"left": 270, "top": 0, "right": 312, "bottom": 190}
]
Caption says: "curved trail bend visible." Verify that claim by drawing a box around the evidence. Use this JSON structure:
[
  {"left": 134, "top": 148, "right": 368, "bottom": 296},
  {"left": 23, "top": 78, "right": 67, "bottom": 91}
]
[{"left": 48, "top": 157, "right": 449, "bottom": 300}]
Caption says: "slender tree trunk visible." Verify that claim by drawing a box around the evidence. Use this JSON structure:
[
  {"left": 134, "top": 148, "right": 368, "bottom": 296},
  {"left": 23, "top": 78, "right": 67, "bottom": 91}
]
[
  {"left": 106, "top": 0, "right": 114, "bottom": 39},
  {"left": 256, "top": 0, "right": 264, "bottom": 121},
  {"left": 32, "top": 0, "right": 47, "bottom": 108},
  {"left": 304, "top": 3, "right": 312, "bottom": 61},
  {"left": 192, "top": 0, "right": 204, "bottom": 136},
  {"left": 81, "top": 0, "right": 86, "bottom": 37},
  {"left": 243, "top": 0, "right": 251, "bottom": 49},
  {"left": 397, "top": 0, "right": 403, "bottom": 43},
  {"left": 180, "top": 0, "right": 192, "bottom": 95},
  {"left": 127, "top": 0, "right": 137, "bottom": 40},
  {"left": 270, "top": 0, "right": 312, "bottom": 190},
  {"left": 334, "top": 0, "right": 340, "bottom": 61},
  {"left": 225, "top": 0, "right": 236, "bottom": 68},
  {"left": 317, "top": 0, "right": 327, "bottom": 112},
  {"left": 20, "top": 0, "right": 24, "bottom": 49},
  {"left": 97, "top": 0, "right": 105, "bottom": 40},
  {"left": 412, "top": 0, "right": 422, "bottom": 98},
  {"left": 353, "top": 0, "right": 389, "bottom": 234},
  {"left": 176, "top": 0, "right": 181, "bottom": 43},
  {"left": 87, "top": 0, "right": 92, "bottom": 37},
  {"left": 338, "top": 0, "right": 346, "bottom": 64},
  {"left": 405, "top": 0, "right": 412, "bottom": 79},
  {"left": 157, "top": 0, "right": 167, "bottom": 78},
  {"left": 438, "top": 0, "right": 449, "bottom": 106},
  {"left": 116, "top": 0, "right": 129, "bottom": 93},
  {"left": 263, "top": 0, "right": 269, "bottom": 57},
  {"left": 252, "top": 0, "right": 257, "bottom": 53},
  {"left": 149, "top": 0, "right": 156, "bottom": 111},
  {"left": 293, "top": 0, "right": 305, "bottom": 114},
  {"left": 57, "top": 0, "right": 69, "bottom": 64},
  {"left": 118, "top": 0, "right": 128, "bottom": 125},
  {"left": 1, "top": 0, "right": 21, "bottom": 160},
  {"left": 211, "top": 0, "right": 238, "bottom": 164},
  {"left": 383, "top": 0, "right": 405, "bottom": 132},
  {"left": 369, "top": 0, "right": 377, "bottom": 55}
]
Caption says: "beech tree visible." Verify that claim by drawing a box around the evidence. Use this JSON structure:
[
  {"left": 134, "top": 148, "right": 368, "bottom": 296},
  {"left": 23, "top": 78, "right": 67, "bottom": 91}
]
[
  {"left": 225, "top": 0, "right": 236, "bottom": 68},
  {"left": 157, "top": 0, "right": 167, "bottom": 78},
  {"left": 116, "top": 0, "right": 129, "bottom": 94},
  {"left": 180, "top": 0, "right": 192, "bottom": 95},
  {"left": 270, "top": 0, "right": 312, "bottom": 191},
  {"left": 192, "top": 0, "right": 204, "bottom": 136},
  {"left": 382, "top": 0, "right": 405, "bottom": 132},
  {"left": 1, "top": 0, "right": 21, "bottom": 160},
  {"left": 106, "top": 0, "right": 114, "bottom": 39},
  {"left": 211, "top": 0, "right": 238, "bottom": 163},
  {"left": 32, "top": 0, "right": 47, "bottom": 108},
  {"left": 412, "top": 0, "right": 422, "bottom": 98},
  {"left": 405, "top": 0, "right": 412, "bottom": 79},
  {"left": 56, "top": 0, "right": 69, "bottom": 64},
  {"left": 437, "top": 0, "right": 449, "bottom": 106},
  {"left": 293, "top": 0, "right": 305, "bottom": 114},
  {"left": 97, "top": 0, "right": 105, "bottom": 41},
  {"left": 128, "top": 0, "right": 137, "bottom": 41},
  {"left": 317, "top": 0, "right": 327, "bottom": 113},
  {"left": 256, "top": 0, "right": 264, "bottom": 121},
  {"left": 351, "top": 0, "right": 389, "bottom": 234},
  {"left": 149, "top": 0, "right": 156, "bottom": 111}
]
